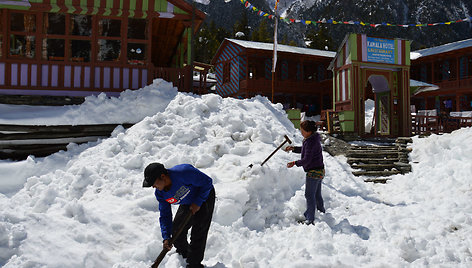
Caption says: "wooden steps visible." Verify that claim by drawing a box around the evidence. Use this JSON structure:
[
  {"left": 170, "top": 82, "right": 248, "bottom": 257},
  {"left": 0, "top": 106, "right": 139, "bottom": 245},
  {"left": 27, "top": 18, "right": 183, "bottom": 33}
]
[
  {"left": 0, "top": 123, "right": 134, "bottom": 160},
  {"left": 346, "top": 137, "right": 413, "bottom": 183}
]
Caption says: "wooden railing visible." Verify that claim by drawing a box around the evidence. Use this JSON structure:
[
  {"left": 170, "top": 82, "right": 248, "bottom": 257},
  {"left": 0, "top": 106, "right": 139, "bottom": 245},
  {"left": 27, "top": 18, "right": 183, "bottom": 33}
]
[
  {"left": 240, "top": 78, "right": 331, "bottom": 94},
  {"left": 431, "top": 77, "right": 472, "bottom": 91},
  {"left": 0, "top": 59, "right": 151, "bottom": 94},
  {"left": 0, "top": 58, "right": 193, "bottom": 95},
  {"left": 411, "top": 115, "right": 472, "bottom": 135},
  {"left": 151, "top": 65, "right": 192, "bottom": 92}
]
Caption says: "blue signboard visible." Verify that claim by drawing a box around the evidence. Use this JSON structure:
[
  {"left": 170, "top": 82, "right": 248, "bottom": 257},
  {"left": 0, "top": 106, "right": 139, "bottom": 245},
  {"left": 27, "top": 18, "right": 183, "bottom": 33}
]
[{"left": 367, "top": 37, "right": 395, "bottom": 64}]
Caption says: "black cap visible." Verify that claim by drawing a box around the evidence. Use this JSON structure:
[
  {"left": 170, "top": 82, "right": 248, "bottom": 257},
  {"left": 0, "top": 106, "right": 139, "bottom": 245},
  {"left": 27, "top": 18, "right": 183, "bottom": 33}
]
[{"left": 143, "top": 163, "right": 167, "bottom": 187}]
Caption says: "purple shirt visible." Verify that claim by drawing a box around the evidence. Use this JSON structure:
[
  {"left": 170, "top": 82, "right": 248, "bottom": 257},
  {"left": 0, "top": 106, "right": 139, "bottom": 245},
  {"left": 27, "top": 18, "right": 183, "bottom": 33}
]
[{"left": 294, "top": 132, "right": 324, "bottom": 171}]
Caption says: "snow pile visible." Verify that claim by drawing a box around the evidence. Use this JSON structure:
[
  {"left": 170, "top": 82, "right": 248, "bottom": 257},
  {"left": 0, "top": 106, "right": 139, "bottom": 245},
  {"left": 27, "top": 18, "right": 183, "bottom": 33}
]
[
  {"left": 0, "top": 80, "right": 471, "bottom": 267},
  {"left": 0, "top": 79, "right": 177, "bottom": 125}
]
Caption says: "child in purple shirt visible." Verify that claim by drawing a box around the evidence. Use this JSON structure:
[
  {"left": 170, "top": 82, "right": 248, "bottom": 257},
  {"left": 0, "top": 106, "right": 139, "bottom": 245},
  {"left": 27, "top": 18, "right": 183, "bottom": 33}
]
[{"left": 285, "top": 120, "right": 325, "bottom": 225}]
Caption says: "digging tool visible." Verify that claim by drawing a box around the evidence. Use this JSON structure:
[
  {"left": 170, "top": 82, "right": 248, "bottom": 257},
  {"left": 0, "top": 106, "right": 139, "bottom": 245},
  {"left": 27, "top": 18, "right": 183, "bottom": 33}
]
[
  {"left": 151, "top": 211, "right": 193, "bottom": 268},
  {"left": 249, "top": 135, "right": 292, "bottom": 168}
]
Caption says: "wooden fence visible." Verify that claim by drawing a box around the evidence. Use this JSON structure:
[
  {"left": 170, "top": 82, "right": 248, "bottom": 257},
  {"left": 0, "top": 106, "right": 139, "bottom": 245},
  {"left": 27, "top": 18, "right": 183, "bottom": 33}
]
[
  {"left": 411, "top": 115, "right": 472, "bottom": 135},
  {"left": 0, "top": 123, "right": 133, "bottom": 160}
]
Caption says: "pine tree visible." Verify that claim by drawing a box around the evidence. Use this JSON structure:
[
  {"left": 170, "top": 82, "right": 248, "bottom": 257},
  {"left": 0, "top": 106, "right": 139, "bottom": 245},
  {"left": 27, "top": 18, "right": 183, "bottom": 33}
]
[
  {"left": 305, "top": 25, "right": 336, "bottom": 51},
  {"left": 232, "top": 12, "right": 250, "bottom": 40},
  {"left": 250, "top": 19, "right": 273, "bottom": 43},
  {"left": 194, "top": 21, "right": 230, "bottom": 64}
]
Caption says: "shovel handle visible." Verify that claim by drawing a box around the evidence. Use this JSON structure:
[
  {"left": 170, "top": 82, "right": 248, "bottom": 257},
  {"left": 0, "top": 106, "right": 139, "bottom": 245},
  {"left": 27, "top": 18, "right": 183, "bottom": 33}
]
[
  {"left": 261, "top": 135, "right": 292, "bottom": 166},
  {"left": 151, "top": 212, "right": 193, "bottom": 268}
]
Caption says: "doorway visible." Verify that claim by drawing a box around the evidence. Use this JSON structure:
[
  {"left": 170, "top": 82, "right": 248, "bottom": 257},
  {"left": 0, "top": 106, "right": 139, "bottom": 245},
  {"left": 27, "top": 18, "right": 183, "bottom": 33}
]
[{"left": 364, "top": 74, "right": 391, "bottom": 136}]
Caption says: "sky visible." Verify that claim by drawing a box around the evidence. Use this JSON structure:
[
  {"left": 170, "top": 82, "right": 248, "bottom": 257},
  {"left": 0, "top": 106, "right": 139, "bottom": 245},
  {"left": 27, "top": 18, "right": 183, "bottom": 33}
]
[{"left": 0, "top": 79, "right": 471, "bottom": 268}]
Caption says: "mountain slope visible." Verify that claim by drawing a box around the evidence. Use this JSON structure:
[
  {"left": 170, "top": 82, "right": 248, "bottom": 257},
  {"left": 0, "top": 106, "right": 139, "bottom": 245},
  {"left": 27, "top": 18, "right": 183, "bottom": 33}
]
[{"left": 197, "top": 0, "right": 472, "bottom": 50}]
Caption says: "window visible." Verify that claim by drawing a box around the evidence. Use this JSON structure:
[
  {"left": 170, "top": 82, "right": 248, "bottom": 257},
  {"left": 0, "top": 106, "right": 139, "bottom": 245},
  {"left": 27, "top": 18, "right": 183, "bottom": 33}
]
[
  {"left": 98, "top": 17, "right": 123, "bottom": 62},
  {"left": 128, "top": 18, "right": 147, "bottom": 40},
  {"left": 249, "top": 65, "right": 255, "bottom": 79},
  {"left": 45, "top": 13, "right": 65, "bottom": 35},
  {"left": 99, "top": 19, "right": 121, "bottom": 37},
  {"left": 70, "top": 15, "right": 92, "bottom": 36},
  {"left": 42, "top": 39, "right": 64, "bottom": 60},
  {"left": 127, "top": 43, "right": 146, "bottom": 65},
  {"left": 10, "top": 34, "right": 35, "bottom": 58},
  {"left": 10, "top": 13, "right": 36, "bottom": 32},
  {"left": 98, "top": 39, "right": 121, "bottom": 61},
  {"left": 223, "top": 62, "right": 231, "bottom": 83},
  {"left": 304, "top": 63, "right": 316, "bottom": 81},
  {"left": 9, "top": 13, "right": 36, "bottom": 58},
  {"left": 70, "top": 40, "right": 91, "bottom": 62}
]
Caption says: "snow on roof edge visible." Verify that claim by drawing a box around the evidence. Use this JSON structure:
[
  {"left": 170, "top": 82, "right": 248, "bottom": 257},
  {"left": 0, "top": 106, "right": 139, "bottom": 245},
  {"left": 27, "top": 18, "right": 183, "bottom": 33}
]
[
  {"left": 411, "top": 38, "right": 472, "bottom": 59},
  {"left": 226, "top": 38, "right": 336, "bottom": 58}
]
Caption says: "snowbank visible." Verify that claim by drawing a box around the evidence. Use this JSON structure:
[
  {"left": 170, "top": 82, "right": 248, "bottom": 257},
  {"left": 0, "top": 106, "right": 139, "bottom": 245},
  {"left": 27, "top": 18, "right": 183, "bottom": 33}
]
[{"left": 0, "top": 79, "right": 471, "bottom": 267}]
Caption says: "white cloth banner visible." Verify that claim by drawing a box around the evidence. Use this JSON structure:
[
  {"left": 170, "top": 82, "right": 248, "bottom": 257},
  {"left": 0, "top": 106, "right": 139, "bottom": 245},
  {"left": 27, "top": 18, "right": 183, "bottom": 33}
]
[{"left": 272, "top": 18, "right": 278, "bottom": 73}]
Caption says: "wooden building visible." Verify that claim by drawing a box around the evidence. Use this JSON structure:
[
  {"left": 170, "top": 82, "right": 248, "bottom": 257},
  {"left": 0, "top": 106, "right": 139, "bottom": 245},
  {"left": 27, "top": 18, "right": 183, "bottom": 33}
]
[
  {"left": 329, "top": 33, "right": 412, "bottom": 137},
  {"left": 410, "top": 38, "right": 472, "bottom": 112},
  {"left": 211, "top": 38, "right": 336, "bottom": 114},
  {"left": 0, "top": 0, "right": 205, "bottom": 97}
]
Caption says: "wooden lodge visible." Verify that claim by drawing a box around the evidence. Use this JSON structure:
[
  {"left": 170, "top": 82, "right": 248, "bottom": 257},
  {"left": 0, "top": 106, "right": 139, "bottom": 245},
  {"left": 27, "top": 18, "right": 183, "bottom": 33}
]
[
  {"left": 329, "top": 33, "right": 412, "bottom": 138},
  {"left": 0, "top": 0, "right": 205, "bottom": 98},
  {"left": 410, "top": 38, "right": 472, "bottom": 113},
  {"left": 211, "top": 38, "right": 336, "bottom": 115}
]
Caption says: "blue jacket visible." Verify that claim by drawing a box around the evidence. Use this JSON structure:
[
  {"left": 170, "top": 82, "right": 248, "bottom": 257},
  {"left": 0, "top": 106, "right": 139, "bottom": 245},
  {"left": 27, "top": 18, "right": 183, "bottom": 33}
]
[
  {"left": 154, "top": 164, "right": 213, "bottom": 240},
  {"left": 294, "top": 132, "right": 324, "bottom": 171}
]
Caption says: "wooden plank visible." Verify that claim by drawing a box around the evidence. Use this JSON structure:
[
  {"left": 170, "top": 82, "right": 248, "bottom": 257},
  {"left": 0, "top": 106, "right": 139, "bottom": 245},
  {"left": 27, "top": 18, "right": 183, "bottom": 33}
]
[
  {"left": 0, "top": 131, "right": 112, "bottom": 140},
  {"left": 0, "top": 123, "right": 133, "bottom": 132}
]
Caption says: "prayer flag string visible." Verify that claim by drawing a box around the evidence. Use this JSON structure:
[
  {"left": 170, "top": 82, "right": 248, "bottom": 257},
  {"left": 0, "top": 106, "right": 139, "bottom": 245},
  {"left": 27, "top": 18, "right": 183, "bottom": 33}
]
[{"left": 239, "top": 0, "right": 472, "bottom": 28}]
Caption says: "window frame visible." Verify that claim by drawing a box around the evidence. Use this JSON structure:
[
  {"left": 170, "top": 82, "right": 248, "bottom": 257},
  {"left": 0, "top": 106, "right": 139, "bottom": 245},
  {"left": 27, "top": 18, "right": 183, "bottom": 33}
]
[
  {"left": 7, "top": 11, "right": 37, "bottom": 59},
  {"left": 3, "top": 9, "right": 150, "bottom": 66},
  {"left": 223, "top": 61, "right": 231, "bottom": 84}
]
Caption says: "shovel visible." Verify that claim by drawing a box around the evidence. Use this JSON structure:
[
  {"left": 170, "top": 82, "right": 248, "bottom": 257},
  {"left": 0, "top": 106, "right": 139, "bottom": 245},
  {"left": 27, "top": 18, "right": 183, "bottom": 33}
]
[
  {"left": 151, "top": 211, "right": 193, "bottom": 268},
  {"left": 249, "top": 135, "right": 292, "bottom": 168}
]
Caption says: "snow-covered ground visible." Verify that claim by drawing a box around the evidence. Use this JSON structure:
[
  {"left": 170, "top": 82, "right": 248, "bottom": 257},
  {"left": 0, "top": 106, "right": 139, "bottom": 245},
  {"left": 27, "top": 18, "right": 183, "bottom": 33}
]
[{"left": 0, "top": 79, "right": 471, "bottom": 267}]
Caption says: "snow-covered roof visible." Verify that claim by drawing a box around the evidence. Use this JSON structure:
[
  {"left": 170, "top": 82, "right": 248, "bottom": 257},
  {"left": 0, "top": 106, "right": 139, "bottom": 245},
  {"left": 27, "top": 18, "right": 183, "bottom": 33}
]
[
  {"left": 226, "top": 39, "right": 336, "bottom": 58},
  {"left": 410, "top": 79, "right": 439, "bottom": 95},
  {"left": 411, "top": 38, "right": 472, "bottom": 60}
]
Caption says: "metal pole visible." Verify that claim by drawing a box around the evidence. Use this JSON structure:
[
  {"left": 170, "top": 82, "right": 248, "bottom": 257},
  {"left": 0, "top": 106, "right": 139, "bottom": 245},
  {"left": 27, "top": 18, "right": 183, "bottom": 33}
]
[{"left": 272, "top": 12, "right": 278, "bottom": 103}]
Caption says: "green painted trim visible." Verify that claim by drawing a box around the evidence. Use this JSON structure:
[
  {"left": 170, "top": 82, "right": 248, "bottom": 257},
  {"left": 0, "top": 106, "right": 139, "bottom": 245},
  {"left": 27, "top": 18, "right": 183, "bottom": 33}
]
[
  {"left": 80, "top": 0, "right": 88, "bottom": 14},
  {"left": 65, "top": 0, "right": 75, "bottom": 13},
  {"left": 339, "top": 111, "right": 355, "bottom": 132},
  {"left": 157, "top": 0, "right": 168, "bottom": 12},
  {"left": 103, "top": 0, "right": 113, "bottom": 16},
  {"left": 337, "top": 49, "right": 343, "bottom": 68},
  {"left": 2, "top": 0, "right": 175, "bottom": 18},
  {"left": 174, "top": 6, "right": 186, "bottom": 15},
  {"left": 50, "top": 0, "right": 60, "bottom": 12},
  {"left": 0, "top": 5, "right": 30, "bottom": 10},
  {"left": 116, "top": 0, "right": 123, "bottom": 17},
  {"left": 332, "top": 76, "right": 336, "bottom": 109},
  {"left": 405, "top": 40, "right": 411, "bottom": 66},
  {"left": 93, "top": 0, "right": 100, "bottom": 15},
  {"left": 347, "top": 69, "right": 351, "bottom": 100},
  {"left": 129, "top": 0, "right": 136, "bottom": 17},
  {"left": 336, "top": 72, "right": 340, "bottom": 101},
  {"left": 349, "top": 34, "right": 357, "bottom": 61}
]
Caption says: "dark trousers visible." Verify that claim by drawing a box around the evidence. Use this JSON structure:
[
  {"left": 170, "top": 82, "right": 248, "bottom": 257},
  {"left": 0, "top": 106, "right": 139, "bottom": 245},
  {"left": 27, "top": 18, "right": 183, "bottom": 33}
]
[
  {"left": 173, "top": 188, "right": 215, "bottom": 267},
  {"left": 304, "top": 177, "right": 324, "bottom": 222}
]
